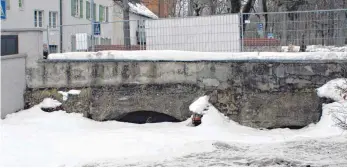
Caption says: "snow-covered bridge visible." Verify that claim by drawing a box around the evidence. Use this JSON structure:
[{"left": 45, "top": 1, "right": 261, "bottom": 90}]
[{"left": 25, "top": 51, "right": 347, "bottom": 128}]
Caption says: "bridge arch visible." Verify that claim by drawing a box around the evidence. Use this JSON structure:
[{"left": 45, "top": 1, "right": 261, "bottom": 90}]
[{"left": 116, "top": 111, "right": 181, "bottom": 124}]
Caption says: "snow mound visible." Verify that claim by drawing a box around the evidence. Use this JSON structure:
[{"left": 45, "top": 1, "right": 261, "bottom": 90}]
[
  {"left": 189, "top": 96, "right": 237, "bottom": 128},
  {"left": 281, "top": 45, "right": 300, "bottom": 52},
  {"left": 48, "top": 50, "right": 347, "bottom": 61},
  {"left": 189, "top": 96, "right": 210, "bottom": 115},
  {"left": 40, "top": 98, "right": 62, "bottom": 108},
  {"left": 317, "top": 78, "right": 347, "bottom": 102},
  {"left": 128, "top": 3, "right": 158, "bottom": 19}
]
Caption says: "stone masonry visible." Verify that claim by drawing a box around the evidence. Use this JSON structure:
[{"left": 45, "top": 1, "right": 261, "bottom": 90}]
[{"left": 25, "top": 59, "right": 347, "bottom": 128}]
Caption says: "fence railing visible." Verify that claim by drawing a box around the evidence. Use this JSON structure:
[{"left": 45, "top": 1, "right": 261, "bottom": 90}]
[
  {"left": 47, "top": 9, "right": 347, "bottom": 54},
  {"left": 241, "top": 9, "right": 347, "bottom": 52}
]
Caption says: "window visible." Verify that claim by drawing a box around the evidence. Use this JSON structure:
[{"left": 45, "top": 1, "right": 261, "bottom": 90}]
[
  {"left": 86, "top": 1, "right": 90, "bottom": 20},
  {"left": 18, "top": 0, "right": 23, "bottom": 9},
  {"left": 34, "top": 10, "right": 43, "bottom": 28},
  {"left": 99, "top": 5, "right": 104, "bottom": 22},
  {"left": 71, "top": 0, "right": 83, "bottom": 18},
  {"left": 49, "top": 12, "right": 58, "bottom": 28},
  {"left": 99, "top": 5, "right": 108, "bottom": 22},
  {"left": 105, "top": 7, "right": 109, "bottom": 22},
  {"left": 93, "top": 3, "right": 96, "bottom": 21},
  {"left": 49, "top": 45, "right": 58, "bottom": 53}
]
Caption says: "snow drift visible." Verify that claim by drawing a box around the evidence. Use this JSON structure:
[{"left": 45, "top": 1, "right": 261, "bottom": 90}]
[
  {"left": 1, "top": 79, "right": 347, "bottom": 166},
  {"left": 317, "top": 78, "right": 347, "bottom": 102}
]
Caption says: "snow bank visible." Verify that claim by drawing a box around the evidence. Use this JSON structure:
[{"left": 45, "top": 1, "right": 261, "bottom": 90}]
[
  {"left": 1, "top": 84, "right": 347, "bottom": 166},
  {"left": 40, "top": 98, "right": 62, "bottom": 108},
  {"left": 128, "top": 3, "right": 158, "bottom": 19},
  {"left": 306, "top": 45, "right": 347, "bottom": 52},
  {"left": 281, "top": 45, "right": 347, "bottom": 52},
  {"left": 317, "top": 78, "right": 347, "bottom": 102},
  {"left": 281, "top": 45, "right": 301, "bottom": 52},
  {"left": 48, "top": 50, "right": 347, "bottom": 61},
  {"left": 58, "top": 90, "right": 81, "bottom": 101}
]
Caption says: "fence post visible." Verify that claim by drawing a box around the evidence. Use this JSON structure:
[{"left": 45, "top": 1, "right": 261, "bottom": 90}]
[
  {"left": 281, "top": 11, "right": 287, "bottom": 46},
  {"left": 337, "top": 9, "right": 346, "bottom": 46},
  {"left": 91, "top": 0, "right": 95, "bottom": 52},
  {"left": 240, "top": 12, "right": 244, "bottom": 52}
]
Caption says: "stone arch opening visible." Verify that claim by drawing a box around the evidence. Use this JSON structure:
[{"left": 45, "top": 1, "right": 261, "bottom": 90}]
[{"left": 116, "top": 111, "right": 181, "bottom": 124}]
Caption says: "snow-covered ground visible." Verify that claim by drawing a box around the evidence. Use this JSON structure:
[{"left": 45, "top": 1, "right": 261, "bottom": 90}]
[
  {"left": 47, "top": 50, "right": 347, "bottom": 61},
  {"left": 0, "top": 79, "right": 346, "bottom": 166}
]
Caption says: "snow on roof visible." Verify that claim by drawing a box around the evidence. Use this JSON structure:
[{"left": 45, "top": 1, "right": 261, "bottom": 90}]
[{"left": 128, "top": 3, "right": 158, "bottom": 19}]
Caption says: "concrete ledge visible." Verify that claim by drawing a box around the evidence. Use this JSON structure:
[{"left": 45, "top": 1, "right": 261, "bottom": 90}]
[
  {"left": 1, "top": 53, "right": 27, "bottom": 60},
  {"left": 1, "top": 28, "right": 46, "bottom": 32}
]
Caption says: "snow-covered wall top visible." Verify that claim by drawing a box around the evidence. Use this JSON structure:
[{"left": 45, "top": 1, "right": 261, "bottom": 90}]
[{"left": 47, "top": 51, "right": 347, "bottom": 62}]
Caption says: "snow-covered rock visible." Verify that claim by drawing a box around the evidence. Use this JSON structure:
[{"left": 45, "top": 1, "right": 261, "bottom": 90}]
[
  {"left": 189, "top": 96, "right": 210, "bottom": 115},
  {"left": 58, "top": 90, "right": 81, "bottom": 101},
  {"left": 40, "top": 98, "right": 62, "bottom": 108},
  {"left": 317, "top": 78, "right": 347, "bottom": 102}
]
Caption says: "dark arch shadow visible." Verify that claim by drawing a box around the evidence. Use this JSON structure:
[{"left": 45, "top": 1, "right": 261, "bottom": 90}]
[{"left": 116, "top": 111, "right": 181, "bottom": 124}]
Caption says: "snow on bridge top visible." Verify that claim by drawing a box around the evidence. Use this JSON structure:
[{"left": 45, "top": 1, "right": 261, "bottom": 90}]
[{"left": 47, "top": 50, "right": 347, "bottom": 62}]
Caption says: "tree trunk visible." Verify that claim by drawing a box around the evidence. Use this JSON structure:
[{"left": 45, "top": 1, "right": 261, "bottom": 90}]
[
  {"left": 262, "top": 0, "right": 268, "bottom": 32},
  {"left": 229, "top": 0, "right": 241, "bottom": 13},
  {"left": 209, "top": 0, "right": 216, "bottom": 15},
  {"left": 242, "top": 0, "right": 255, "bottom": 33}
]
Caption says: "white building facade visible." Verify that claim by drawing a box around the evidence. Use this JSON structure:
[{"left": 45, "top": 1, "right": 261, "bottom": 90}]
[{"left": 1, "top": 0, "right": 157, "bottom": 53}]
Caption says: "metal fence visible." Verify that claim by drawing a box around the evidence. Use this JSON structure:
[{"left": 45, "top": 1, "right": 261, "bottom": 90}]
[
  {"left": 47, "top": 9, "right": 347, "bottom": 54},
  {"left": 242, "top": 9, "right": 347, "bottom": 52}
]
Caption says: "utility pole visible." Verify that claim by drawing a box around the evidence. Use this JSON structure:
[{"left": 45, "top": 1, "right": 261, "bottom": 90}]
[
  {"left": 123, "top": 0, "right": 131, "bottom": 49},
  {"left": 91, "top": 0, "right": 95, "bottom": 51}
]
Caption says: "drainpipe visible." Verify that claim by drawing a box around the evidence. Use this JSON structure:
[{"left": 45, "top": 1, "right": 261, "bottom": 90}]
[
  {"left": 91, "top": 0, "right": 95, "bottom": 51},
  {"left": 59, "top": 0, "right": 63, "bottom": 53}
]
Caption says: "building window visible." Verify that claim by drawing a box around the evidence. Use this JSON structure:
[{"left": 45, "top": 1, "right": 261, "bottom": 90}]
[
  {"left": 105, "top": 7, "right": 109, "bottom": 22},
  {"left": 99, "top": 5, "right": 104, "bottom": 22},
  {"left": 18, "top": 0, "right": 24, "bottom": 9},
  {"left": 49, "top": 12, "right": 58, "bottom": 28},
  {"left": 93, "top": 3, "right": 96, "bottom": 21},
  {"left": 49, "top": 45, "right": 58, "bottom": 53},
  {"left": 34, "top": 10, "right": 43, "bottom": 28},
  {"left": 71, "top": 0, "right": 83, "bottom": 18},
  {"left": 86, "top": 1, "right": 90, "bottom": 20}
]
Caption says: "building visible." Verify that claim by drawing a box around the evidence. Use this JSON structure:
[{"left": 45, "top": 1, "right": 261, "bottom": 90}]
[
  {"left": 1, "top": 0, "right": 157, "bottom": 53},
  {"left": 142, "top": 0, "right": 171, "bottom": 18},
  {"left": 112, "top": 1, "right": 158, "bottom": 46}
]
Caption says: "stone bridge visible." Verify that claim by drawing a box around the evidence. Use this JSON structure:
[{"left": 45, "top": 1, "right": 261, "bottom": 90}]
[{"left": 25, "top": 57, "right": 347, "bottom": 128}]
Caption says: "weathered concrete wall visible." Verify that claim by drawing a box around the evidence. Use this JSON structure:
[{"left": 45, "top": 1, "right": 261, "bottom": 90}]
[
  {"left": 1, "top": 54, "right": 27, "bottom": 119},
  {"left": 25, "top": 59, "right": 347, "bottom": 128}
]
